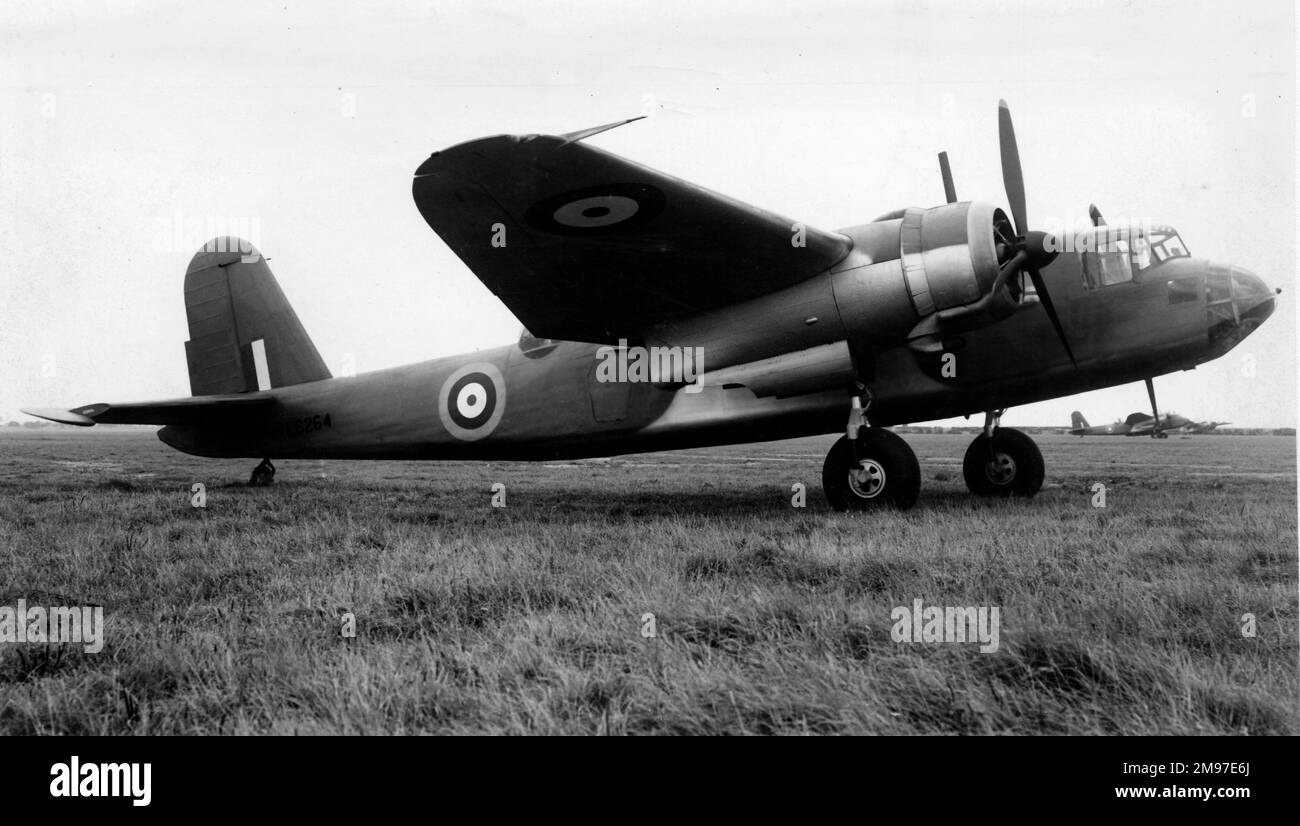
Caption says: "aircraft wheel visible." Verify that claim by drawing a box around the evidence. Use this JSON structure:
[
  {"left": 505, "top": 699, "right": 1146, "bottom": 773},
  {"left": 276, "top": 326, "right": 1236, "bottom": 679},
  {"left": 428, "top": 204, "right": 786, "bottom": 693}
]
[
  {"left": 249, "top": 458, "right": 276, "bottom": 487},
  {"left": 822, "top": 429, "right": 921, "bottom": 511},
  {"left": 963, "top": 428, "right": 1043, "bottom": 497}
]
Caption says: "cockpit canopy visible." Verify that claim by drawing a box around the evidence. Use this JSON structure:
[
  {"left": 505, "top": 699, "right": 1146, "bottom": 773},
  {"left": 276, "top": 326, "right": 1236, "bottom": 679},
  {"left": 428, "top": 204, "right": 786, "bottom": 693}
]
[{"left": 1079, "top": 225, "right": 1190, "bottom": 288}]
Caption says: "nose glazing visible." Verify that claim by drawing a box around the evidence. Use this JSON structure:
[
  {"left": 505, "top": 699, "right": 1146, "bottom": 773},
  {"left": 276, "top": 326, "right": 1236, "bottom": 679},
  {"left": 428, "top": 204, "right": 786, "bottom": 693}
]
[
  {"left": 1229, "top": 266, "right": 1275, "bottom": 324},
  {"left": 1206, "top": 264, "right": 1275, "bottom": 353}
]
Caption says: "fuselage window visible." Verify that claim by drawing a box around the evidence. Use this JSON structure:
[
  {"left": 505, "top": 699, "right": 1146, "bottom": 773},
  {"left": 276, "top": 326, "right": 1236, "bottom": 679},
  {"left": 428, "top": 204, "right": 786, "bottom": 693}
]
[{"left": 1167, "top": 277, "right": 1201, "bottom": 304}]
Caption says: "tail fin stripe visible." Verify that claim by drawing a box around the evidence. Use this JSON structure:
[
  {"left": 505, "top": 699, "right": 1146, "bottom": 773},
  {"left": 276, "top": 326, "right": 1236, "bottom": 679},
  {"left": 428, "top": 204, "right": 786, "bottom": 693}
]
[{"left": 251, "top": 339, "right": 272, "bottom": 391}]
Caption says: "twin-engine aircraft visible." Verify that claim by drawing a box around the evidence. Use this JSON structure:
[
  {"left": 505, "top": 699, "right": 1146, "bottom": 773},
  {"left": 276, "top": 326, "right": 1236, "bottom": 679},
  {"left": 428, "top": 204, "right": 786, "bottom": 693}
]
[
  {"left": 25, "top": 102, "right": 1277, "bottom": 510},
  {"left": 1069, "top": 411, "right": 1228, "bottom": 437}
]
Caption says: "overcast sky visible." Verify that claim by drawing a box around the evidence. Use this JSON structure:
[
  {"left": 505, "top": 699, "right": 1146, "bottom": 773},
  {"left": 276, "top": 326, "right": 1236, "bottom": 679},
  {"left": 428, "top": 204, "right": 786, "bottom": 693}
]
[{"left": 1, "top": 0, "right": 1294, "bottom": 428}]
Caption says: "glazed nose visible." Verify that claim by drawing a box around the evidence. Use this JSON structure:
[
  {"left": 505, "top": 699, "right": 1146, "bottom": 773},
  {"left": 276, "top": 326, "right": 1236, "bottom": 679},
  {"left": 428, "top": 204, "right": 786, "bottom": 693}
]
[
  {"left": 1205, "top": 264, "right": 1277, "bottom": 354},
  {"left": 1229, "top": 266, "right": 1276, "bottom": 328}
]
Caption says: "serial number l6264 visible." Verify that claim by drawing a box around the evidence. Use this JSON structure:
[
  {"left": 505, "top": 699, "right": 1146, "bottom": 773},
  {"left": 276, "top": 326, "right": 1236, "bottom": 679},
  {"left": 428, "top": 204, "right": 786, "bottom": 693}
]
[{"left": 285, "top": 413, "right": 332, "bottom": 437}]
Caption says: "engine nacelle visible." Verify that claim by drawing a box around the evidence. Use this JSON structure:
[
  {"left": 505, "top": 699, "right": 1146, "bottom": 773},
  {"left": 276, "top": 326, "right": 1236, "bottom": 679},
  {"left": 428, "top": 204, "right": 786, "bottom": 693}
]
[
  {"left": 645, "top": 201, "right": 1026, "bottom": 397},
  {"left": 832, "top": 200, "right": 1022, "bottom": 353},
  {"left": 898, "top": 201, "right": 1006, "bottom": 313}
]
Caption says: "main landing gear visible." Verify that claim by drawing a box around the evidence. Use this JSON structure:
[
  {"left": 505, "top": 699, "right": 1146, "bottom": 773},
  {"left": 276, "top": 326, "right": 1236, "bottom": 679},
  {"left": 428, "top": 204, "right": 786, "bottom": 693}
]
[
  {"left": 822, "top": 403, "right": 1048, "bottom": 511},
  {"left": 822, "top": 391, "right": 921, "bottom": 511},
  {"left": 961, "top": 410, "right": 1044, "bottom": 497},
  {"left": 249, "top": 458, "right": 276, "bottom": 486}
]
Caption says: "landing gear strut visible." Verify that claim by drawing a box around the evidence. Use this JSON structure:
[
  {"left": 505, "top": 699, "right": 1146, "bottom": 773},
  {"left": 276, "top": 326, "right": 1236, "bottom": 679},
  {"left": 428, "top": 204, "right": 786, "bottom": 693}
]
[
  {"left": 249, "top": 458, "right": 276, "bottom": 486},
  {"left": 823, "top": 390, "right": 921, "bottom": 511},
  {"left": 962, "top": 410, "right": 1044, "bottom": 497},
  {"left": 1145, "top": 377, "right": 1168, "bottom": 438}
]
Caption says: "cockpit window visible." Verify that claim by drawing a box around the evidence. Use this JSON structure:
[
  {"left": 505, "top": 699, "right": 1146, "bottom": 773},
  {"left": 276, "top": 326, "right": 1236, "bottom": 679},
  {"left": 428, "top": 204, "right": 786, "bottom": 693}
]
[
  {"left": 1129, "top": 235, "right": 1152, "bottom": 270},
  {"left": 1084, "top": 249, "right": 1133, "bottom": 286},
  {"left": 1145, "top": 227, "right": 1189, "bottom": 265},
  {"left": 1080, "top": 225, "right": 1190, "bottom": 288}
]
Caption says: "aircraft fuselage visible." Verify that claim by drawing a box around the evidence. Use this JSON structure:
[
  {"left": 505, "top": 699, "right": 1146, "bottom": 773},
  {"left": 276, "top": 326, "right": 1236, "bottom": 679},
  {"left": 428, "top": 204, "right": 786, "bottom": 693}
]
[{"left": 159, "top": 245, "right": 1273, "bottom": 460}]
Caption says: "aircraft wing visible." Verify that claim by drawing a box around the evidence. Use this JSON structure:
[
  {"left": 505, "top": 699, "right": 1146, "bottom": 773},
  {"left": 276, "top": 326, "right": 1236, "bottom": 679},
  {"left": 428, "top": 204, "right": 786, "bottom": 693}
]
[
  {"left": 22, "top": 394, "right": 274, "bottom": 427},
  {"left": 412, "top": 131, "right": 854, "bottom": 344}
]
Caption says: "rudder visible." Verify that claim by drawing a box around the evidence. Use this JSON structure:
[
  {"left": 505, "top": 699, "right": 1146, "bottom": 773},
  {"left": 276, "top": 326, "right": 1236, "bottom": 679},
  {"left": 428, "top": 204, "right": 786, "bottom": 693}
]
[
  {"left": 1070, "top": 411, "right": 1088, "bottom": 429},
  {"left": 183, "top": 237, "right": 331, "bottom": 396}
]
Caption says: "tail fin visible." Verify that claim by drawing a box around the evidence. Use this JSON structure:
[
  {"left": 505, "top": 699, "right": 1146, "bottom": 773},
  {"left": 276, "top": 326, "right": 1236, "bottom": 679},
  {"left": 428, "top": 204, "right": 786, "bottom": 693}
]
[
  {"left": 1070, "top": 411, "right": 1088, "bottom": 429},
  {"left": 183, "top": 238, "right": 331, "bottom": 396}
]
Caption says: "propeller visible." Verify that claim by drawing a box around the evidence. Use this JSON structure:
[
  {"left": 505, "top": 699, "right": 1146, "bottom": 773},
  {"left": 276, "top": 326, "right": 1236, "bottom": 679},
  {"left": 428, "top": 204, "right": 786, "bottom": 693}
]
[
  {"left": 938, "top": 151, "right": 958, "bottom": 204},
  {"left": 997, "top": 100, "right": 1076, "bottom": 367}
]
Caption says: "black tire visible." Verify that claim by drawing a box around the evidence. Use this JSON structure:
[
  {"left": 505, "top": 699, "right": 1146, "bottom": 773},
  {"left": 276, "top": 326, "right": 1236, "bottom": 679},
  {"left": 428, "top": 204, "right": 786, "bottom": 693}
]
[
  {"left": 248, "top": 459, "right": 276, "bottom": 487},
  {"left": 822, "top": 429, "right": 921, "bottom": 511},
  {"left": 962, "top": 427, "right": 1044, "bottom": 497}
]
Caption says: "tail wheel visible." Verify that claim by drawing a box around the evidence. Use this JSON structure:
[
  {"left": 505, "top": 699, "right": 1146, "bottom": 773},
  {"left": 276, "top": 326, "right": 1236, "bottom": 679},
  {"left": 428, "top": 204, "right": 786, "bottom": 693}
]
[
  {"left": 249, "top": 459, "right": 276, "bottom": 487},
  {"left": 823, "top": 429, "right": 921, "bottom": 511},
  {"left": 962, "top": 428, "right": 1044, "bottom": 497}
]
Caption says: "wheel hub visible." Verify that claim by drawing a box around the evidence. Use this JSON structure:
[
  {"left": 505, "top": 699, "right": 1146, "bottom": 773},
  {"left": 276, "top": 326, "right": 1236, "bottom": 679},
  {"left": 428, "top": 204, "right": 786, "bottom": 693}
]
[
  {"left": 848, "top": 458, "right": 887, "bottom": 499},
  {"left": 984, "top": 451, "right": 1016, "bottom": 485}
]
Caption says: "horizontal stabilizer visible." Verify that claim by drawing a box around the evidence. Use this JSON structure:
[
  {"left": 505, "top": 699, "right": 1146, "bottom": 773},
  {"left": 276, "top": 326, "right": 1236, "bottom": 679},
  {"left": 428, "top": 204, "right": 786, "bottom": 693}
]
[
  {"left": 22, "top": 394, "right": 274, "bottom": 427},
  {"left": 20, "top": 408, "right": 97, "bottom": 427}
]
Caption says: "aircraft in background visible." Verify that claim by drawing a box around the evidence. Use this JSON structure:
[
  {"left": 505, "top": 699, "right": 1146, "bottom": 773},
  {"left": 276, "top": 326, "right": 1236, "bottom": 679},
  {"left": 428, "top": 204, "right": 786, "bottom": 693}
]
[
  {"left": 1176, "top": 418, "right": 1230, "bottom": 434},
  {"left": 1069, "top": 410, "right": 1229, "bottom": 437},
  {"left": 24, "top": 102, "right": 1277, "bottom": 510}
]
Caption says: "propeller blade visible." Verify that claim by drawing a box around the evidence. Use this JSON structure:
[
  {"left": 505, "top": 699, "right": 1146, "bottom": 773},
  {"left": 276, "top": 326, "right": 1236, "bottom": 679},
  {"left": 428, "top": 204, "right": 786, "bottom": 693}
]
[
  {"left": 1089, "top": 203, "right": 1106, "bottom": 227},
  {"left": 1026, "top": 267, "right": 1076, "bottom": 367},
  {"left": 997, "top": 99, "right": 1028, "bottom": 235},
  {"left": 938, "top": 151, "right": 957, "bottom": 204}
]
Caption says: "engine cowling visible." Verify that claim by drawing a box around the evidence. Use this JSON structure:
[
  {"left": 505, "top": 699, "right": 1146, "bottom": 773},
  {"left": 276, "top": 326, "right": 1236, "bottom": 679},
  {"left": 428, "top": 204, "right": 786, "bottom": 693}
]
[
  {"left": 832, "top": 200, "right": 1022, "bottom": 353},
  {"left": 898, "top": 201, "right": 1009, "bottom": 313}
]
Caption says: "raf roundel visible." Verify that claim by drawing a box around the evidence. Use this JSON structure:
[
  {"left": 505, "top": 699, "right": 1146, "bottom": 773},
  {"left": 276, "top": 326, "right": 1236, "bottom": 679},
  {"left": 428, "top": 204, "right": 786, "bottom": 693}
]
[
  {"left": 551, "top": 195, "right": 641, "bottom": 229},
  {"left": 438, "top": 363, "right": 506, "bottom": 441},
  {"left": 524, "top": 182, "right": 666, "bottom": 236}
]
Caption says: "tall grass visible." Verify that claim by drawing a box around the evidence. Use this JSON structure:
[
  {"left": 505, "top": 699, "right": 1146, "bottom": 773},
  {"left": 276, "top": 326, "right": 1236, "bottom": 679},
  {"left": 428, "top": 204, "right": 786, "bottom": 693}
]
[{"left": 0, "top": 430, "right": 1294, "bottom": 734}]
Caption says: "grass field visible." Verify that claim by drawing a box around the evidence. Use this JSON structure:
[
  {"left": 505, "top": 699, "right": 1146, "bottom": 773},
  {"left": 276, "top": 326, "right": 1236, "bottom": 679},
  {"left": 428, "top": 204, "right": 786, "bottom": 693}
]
[{"left": 0, "top": 427, "right": 1295, "bottom": 735}]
